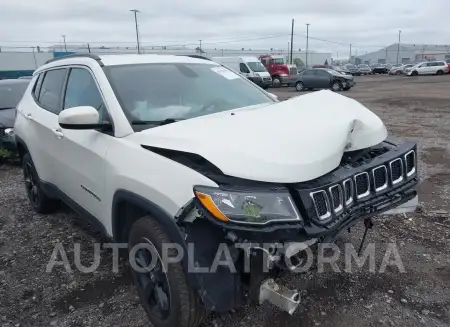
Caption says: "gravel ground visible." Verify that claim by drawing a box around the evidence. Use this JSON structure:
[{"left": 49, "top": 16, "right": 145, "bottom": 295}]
[{"left": 1, "top": 74, "right": 450, "bottom": 327}]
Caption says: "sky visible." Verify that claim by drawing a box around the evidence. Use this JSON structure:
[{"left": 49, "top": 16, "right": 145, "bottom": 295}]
[{"left": 0, "top": 0, "right": 447, "bottom": 56}]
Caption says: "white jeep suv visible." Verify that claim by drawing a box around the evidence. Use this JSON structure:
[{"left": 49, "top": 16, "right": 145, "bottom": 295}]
[{"left": 14, "top": 54, "right": 419, "bottom": 327}]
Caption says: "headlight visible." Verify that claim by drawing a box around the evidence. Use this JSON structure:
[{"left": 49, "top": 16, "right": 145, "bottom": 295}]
[
  {"left": 194, "top": 186, "right": 301, "bottom": 224},
  {"left": 279, "top": 73, "right": 288, "bottom": 77},
  {"left": 4, "top": 128, "right": 14, "bottom": 137}
]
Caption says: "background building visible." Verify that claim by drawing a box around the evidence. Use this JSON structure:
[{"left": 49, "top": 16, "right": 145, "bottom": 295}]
[
  {"left": 0, "top": 45, "right": 332, "bottom": 78},
  {"left": 355, "top": 43, "right": 450, "bottom": 65}
]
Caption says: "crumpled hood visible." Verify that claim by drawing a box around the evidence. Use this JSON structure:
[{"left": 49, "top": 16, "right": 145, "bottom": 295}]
[
  {"left": 128, "top": 90, "right": 388, "bottom": 183},
  {"left": 0, "top": 108, "right": 16, "bottom": 128}
]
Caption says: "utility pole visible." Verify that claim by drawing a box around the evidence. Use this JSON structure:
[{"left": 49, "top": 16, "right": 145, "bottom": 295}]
[
  {"left": 290, "top": 19, "right": 294, "bottom": 64},
  {"left": 130, "top": 9, "right": 141, "bottom": 54},
  {"left": 61, "top": 35, "right": 67, "bottom": 52},
  {"left": 396, "top": 29, "right": 401, "bottom": 64},
  {"left": 422, "top": 44, "right": 425, "bottom": 61},
  {"left": 199, "top": 40, "right": 202, "bottom": 52},
  {"left": 287, "top": 42, "right": 290, "bottom": 63},
  {"left": 349, "top": 44, "right": 352, "bottom": 63},
  {"left": 305, "top": 23, "right": 310, "bottom": 67},
  {"left": 87, "top": 43, "right": 91, "bottom": 53}
]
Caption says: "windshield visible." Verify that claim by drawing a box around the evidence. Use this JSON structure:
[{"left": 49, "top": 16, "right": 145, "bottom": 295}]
[
  {"left": 273, "top": 58, "right": 285, "bottom": 64},
  {"left": 246, "top": 61, "right": 267, "bottom": 72},
  {"left": 0, "top": 82, "right": 28, "bottom": 109},
  {"left": 105, "top": 63, "right": 273, "bottom": 125}
]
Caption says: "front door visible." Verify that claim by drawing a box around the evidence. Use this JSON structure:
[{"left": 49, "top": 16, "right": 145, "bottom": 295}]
[
  {"left": 53, "top": 67, "right": 112, "bottom": 220},
  {"left": 313, "top": 70, "right": 332, "bottom": 88}
]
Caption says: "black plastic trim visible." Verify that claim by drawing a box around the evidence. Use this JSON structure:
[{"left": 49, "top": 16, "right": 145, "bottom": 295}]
[{"left": 40, "top": 181, "right": 110, "bottom": 239}]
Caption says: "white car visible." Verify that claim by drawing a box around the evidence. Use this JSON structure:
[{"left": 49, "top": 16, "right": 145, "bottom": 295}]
[
  {"left": 13, "top": 54, "right": 419, "bottom": 327},
  {"left": 407, "top": 61, "right": 449, "bottom": 76}
]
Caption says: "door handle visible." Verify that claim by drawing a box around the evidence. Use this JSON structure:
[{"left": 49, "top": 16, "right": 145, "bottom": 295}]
[
  {"left": 25, "top": 113, "right": 34, "bottom": 121},
  {"left": 51, "top": 128, "right": 64, "bottom": 139}
]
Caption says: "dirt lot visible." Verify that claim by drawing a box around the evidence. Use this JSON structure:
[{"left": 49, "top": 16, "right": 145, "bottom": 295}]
[{"left": 1, "top": 74, "right": 450, "bottom": 327}]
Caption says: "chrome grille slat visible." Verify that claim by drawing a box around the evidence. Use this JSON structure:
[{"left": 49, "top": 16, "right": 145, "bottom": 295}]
[
  {"left": 354, "top": 172, "right": 370, "bottom": 199},
  {"left": 372, "top": 165, "right": 388, "bottom": 192},
  {"left": 329, "top": 185, "right": 343, "bottom": 213},
  {"left": 343, "top": 178, "right": 353, "bottom": 206},
  {"left": 404, "top": 150, "right": 416, "bottom": 177},
  {"left": 389, "top": 158, "right": 403, "bottom": 185},
  {"left": 310, "top": 190, "right": 331, "bottom": 220}
]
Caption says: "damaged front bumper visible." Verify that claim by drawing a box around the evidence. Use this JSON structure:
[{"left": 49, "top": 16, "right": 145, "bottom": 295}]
[{"left": 177, "top": 140, "right": 419, "bottom": 314}]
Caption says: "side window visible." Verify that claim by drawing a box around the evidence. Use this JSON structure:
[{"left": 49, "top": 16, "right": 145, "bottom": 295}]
[
  {"left": 303, "top": 70, "right": 313, "bottom": 75},
  {"left": 38, "top": 69, "right": 67, "bottom": 114},
  {"left": 33, "top": 73, "right": 44, "bottom": 99},
  {"left": 260, "top": 59, "right": 267, "bottom": 66},
  {"left": 314, "top": 70, "right": 329, "bottom": 77},
  {"left": 63, "top": 68, "right": 107, "bottom": 121},
  {"left": 239, "top": 63, "right": 249, "bottom": 73}
]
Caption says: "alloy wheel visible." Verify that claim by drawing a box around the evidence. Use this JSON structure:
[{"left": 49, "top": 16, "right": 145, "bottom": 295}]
[{"left": 133, "top": 238, "right": 171, "bottom": 320}]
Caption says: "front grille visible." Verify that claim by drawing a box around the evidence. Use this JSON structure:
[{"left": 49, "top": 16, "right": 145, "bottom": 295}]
[
  {"left": 354, "top": 172, "right": 370, "bottom": 199},
  {"left": 343, "top": 178, "right": 353, "bottom": 206},
  {"left": 405, "top": 150, "right": 416, "bottom": 177},
  {"left": 289, "top": 67, "right": 298, "bottom": 75},
  {"left": 310, "top": 190, "right": 330, "bottom": 220},
  {"left": 372, "top": 166, "right": 388, "bottom": 191},
  {"left": 305, "top": 148, "right": 417, "bottom": 222},
  {"left": 329, "top": 185, "right": 343, "bottom": 212},
  {"left": 263, "top": 77, "right": 271, "bottom": 82},
  {"left": 390, "top": 158, "right": 403, "bottom": 184}
]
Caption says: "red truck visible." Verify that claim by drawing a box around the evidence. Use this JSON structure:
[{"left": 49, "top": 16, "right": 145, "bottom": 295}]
[{"left": 259, "top": 54, "right": 298, "bottom": 87}]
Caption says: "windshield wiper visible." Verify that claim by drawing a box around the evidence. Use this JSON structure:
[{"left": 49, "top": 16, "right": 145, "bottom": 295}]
[{"left": 131, "top": 118, "right": 185, "bottom": 126}]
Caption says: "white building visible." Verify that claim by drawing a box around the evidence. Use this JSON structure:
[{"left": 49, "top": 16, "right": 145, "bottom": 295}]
[{"left": 355, "top": 43, "right": 450, "bottom": 65}]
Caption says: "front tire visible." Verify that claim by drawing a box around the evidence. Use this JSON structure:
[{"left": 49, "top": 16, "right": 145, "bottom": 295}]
[
  {"left": 22, "top": 153, "right": 59, "bottom": 213},
  {"left": 129, "top": 217, "right": 207, "bottom": 327},
  {"left": 331, "top": 81, "right": 342, "bottom": 92},
  {"left": 411, "top": 70, "right": 419, "bottom": 76},
  {"left": 272, "top": 76, "right": 282, "bottom": 88}
]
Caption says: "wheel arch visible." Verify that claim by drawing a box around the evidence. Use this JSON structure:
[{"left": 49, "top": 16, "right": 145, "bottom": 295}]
[{"left": 14, "top": 135, "right": 29, "bottom": 163}]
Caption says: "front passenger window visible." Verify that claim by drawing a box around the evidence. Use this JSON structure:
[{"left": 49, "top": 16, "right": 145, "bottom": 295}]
[{"left": 63, "top": 68, "right": 107, "bottom": 121}]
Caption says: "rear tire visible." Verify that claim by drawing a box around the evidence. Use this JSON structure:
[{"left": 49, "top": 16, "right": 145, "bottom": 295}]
[
  {"left": 129, "top": 217, "right": 208, "bottom": 327},
  {"left": 436, "top": 70, "right": 444, "bottom": 75},
  {"left": 22, "top": 153, "right": 59, "bottom": 214},
  {"left": 295, "top": 81, "right": 304, "bottom": 92}
]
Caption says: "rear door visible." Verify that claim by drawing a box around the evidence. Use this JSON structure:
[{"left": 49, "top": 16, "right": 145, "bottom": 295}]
[
  {"left": 18, "top": 68, "right": 68, "bottom": 185},
  {"left": 300, "top": 70, "right": 316, "bottom": 88}
]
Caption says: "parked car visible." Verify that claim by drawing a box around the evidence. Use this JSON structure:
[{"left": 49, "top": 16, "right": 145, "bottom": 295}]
[
  {"left": 389, "top": 64, "right": 413, "bottom": 75},
  {"left": 371, "top": 64, "right": 389, "bottom": 74},
  {"left": 331, "top": 66, "right": 352, "bottom": 75},
  {"left": 345, "top": 64, "right": 361, "bottom": 76},
  {"left": 445, "top": 58, "right": 450, "bottom": 71},
  {"left": 406, "top": 61, "right": 449, "bottom": 76},
  {"left": 357, "top": 64, "right": 372, "bottom": 75},
  {"left": 14, "top": 53, "right": 419, "bottom": 327},
  {"left": 292, "top": 68, "right": 355, "bottom": 91},
  {"left": 0, "top": 79, "right": 29, "bottom": 153}
]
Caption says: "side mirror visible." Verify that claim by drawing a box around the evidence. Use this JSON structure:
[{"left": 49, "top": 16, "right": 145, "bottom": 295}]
[
  {"left": 267, "top": 92, "right": 278, "bottom": 101},
  {"left": 58, "top": 106, "right": 108, "bottom": 130}
]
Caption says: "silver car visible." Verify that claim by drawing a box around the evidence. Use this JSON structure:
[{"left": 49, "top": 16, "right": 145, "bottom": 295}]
[
  {"left": 357, "top": 64, "right": 372, "bottom": 75},
  {"left": 389, "top": 64, "right": 413, "bottom": 75}
]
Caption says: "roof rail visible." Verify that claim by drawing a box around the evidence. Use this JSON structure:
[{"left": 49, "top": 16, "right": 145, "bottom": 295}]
[
  {"left": 177, "top": 54, "right": 211, "bottom": 61},
  {"left": 45, "top": 53, "right": 104, "bottom": 66}
]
